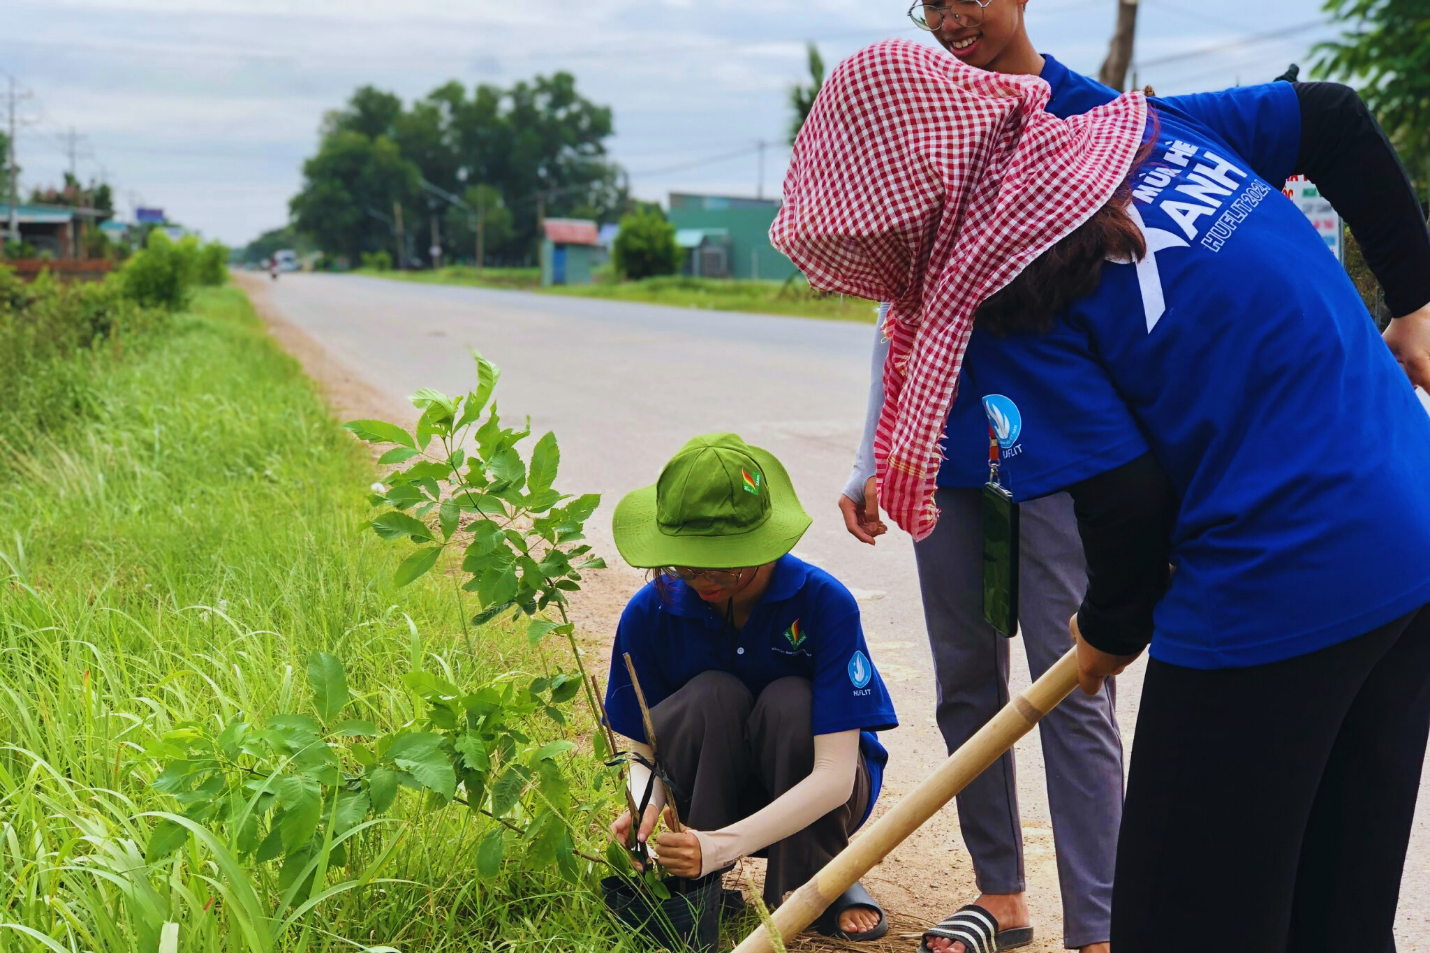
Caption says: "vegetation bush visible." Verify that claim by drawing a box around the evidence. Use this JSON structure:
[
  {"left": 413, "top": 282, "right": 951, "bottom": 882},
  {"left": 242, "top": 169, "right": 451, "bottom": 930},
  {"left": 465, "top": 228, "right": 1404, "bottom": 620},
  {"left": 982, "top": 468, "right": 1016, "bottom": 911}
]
[
  {"left": 360, "top": 249, "right": 393, "bottom": 271},
  {"left": 0, "top": 287, "right": 677, "bottom": 951},
  {"left": 196, "top": 239, "right": 229, "bottom": 286},
  {"left": 0, "top": 265, "right": 163, "bottom": 441},
  {"left": 121, "top": 231, "right": 200, "bottom": 310},
  {"left": 612, "top": 209, "right": 680, "bottom": 280}
]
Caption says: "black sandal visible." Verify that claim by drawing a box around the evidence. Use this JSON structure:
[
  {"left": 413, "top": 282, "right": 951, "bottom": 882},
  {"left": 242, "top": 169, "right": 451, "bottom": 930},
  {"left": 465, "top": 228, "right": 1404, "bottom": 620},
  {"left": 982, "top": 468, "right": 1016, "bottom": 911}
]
[
  {"left": 920, "top": 904, "right": 1034, "bottom": 953},
  {"left": 811, "top": 881, "right": 889, "bottom": 942}
]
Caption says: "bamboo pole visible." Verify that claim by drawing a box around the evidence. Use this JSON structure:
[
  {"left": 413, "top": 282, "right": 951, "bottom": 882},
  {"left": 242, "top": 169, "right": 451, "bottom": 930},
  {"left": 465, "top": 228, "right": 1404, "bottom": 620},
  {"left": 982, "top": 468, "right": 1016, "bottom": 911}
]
[
  {"left": 623, "top": 652, "right": 684, "bottom": 832},
  {"left": 732, "top": 647, "right": 1082, "bottom": 953}
]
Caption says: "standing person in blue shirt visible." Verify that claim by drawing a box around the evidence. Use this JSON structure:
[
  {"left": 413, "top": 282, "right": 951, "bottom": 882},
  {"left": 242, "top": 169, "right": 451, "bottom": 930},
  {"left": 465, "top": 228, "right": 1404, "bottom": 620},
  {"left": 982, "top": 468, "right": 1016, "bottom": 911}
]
[
  {"left": 838, "top": 5, "right": 1125, "bottom": 951},
  {"left": 604, "top": 434, "right": 899, "bottom": 942},
  {"left": 777, "top": 38, "right": 1430, "bottom": 952}
]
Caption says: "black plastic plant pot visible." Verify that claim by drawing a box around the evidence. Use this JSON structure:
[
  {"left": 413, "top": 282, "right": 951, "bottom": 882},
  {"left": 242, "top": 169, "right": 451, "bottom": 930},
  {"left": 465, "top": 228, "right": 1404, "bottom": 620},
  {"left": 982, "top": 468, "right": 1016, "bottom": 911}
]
[{"left": 601, "top": 872, "right": 723, "bottom": 953}]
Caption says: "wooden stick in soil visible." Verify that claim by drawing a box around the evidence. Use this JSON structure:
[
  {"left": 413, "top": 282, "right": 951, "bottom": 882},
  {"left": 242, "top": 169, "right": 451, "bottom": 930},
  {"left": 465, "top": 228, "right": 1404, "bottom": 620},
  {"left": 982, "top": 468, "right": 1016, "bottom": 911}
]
[
  {"left": 591, "top": 674, "right": 644, "bottom": 849},
  {"left": 623, "top": 651, "right": 684, "bottom": 833},
  {"left": 732, "top": 647, "right": 1083, "bottom": 953}
]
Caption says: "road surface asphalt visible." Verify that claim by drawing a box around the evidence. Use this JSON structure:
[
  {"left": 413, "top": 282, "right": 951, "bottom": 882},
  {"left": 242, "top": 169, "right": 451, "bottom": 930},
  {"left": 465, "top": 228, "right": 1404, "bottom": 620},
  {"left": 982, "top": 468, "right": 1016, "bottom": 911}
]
[{"left": 254, "top": 273, "right": 1429, "bottom": 949}]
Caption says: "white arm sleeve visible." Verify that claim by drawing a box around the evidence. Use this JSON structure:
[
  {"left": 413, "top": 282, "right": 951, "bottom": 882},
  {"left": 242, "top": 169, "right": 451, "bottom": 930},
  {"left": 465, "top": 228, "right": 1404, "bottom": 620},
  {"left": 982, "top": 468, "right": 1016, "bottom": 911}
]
[
  {"left": 691, "top": 730, "right": 861, "bottom": 878},
  {"left": 842, "top": 304, "right": 892, "bottom": 504},
  {"left": 625, "top": 740, "right": 667, "bottom": 821}
]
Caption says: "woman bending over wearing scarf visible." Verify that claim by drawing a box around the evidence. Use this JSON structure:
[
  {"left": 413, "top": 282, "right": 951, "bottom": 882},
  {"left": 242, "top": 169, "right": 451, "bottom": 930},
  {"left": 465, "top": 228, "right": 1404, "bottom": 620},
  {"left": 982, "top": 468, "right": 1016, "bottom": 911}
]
[{"left": 773, "top": 39, "right": 1430, "bottom": 953}]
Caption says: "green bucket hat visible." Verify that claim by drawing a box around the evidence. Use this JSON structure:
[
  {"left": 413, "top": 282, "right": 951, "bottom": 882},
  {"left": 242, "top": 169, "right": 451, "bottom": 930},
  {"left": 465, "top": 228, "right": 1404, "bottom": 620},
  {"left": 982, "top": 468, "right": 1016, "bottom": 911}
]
[{"left": 613, "top": 433, "right": 812, "bottom": 569}]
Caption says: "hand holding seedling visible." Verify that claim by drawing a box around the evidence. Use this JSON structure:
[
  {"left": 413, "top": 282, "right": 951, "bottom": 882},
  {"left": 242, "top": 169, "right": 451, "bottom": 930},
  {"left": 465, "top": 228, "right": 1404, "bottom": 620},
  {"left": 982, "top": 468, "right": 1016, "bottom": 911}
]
[
  {"left": 653, "top": 805, "right": 704, "bottom": 879},
  {"left": 610, "top": 801, "right": 664, "bottom": 851},
  {"left": 1385, "top": 303, "right": 1430, "bottom": 392}
]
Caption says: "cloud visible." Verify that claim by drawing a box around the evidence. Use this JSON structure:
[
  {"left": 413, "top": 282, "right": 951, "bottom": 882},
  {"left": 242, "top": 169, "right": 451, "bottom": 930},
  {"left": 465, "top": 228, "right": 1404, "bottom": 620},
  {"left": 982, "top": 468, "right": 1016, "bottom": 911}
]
[{"left": 3, "top": 0, "right": 1328, "bottom": 246}]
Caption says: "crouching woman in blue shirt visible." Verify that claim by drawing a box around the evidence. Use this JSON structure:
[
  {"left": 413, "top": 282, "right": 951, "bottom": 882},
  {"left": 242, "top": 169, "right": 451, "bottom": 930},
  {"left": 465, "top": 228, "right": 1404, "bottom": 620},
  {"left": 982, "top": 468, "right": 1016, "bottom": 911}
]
[
  {"left": 775, "top": 42, "right": 1430, "bottom": 952},
  {"left": 603, "top": 434, "right": 899, "bottom": 941}
]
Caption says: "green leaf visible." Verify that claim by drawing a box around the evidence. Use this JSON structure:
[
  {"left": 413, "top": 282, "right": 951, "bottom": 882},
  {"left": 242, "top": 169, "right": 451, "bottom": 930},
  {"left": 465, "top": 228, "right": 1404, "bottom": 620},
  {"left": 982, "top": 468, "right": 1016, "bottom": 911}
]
[
  {"left": 335, "top": 720, "right": 378, "bottom": 738},
  {"left": 472, "top": 600, "right": 517, "bottom": 628},
  {"left": 410, "top": 388, "right": 457, "bottom": 418},
  {"left": 394, "top": 546, "right": 443, "bottom": 587},
  {"left": 489, "top": 448, "right": 526, "bottom": 492},
  {"left": 556, "top": 831, "right": 582, "bottom": 883},
  {"left": 145, "top": 818, "right": 190, "bottom": 862},
  {"left": 479, "top": 564, "right": 519, "bottom": 607},
  {"left": 274, "top": 776, "right": 322, "bottom": 853},
  {"left": 605, "top": 838, "right": 635, "bottom": 873},
  {"left": 439, "top": 499, "right": 460, "bottom": 540},
  {"left": 372, "top": 512, "right": 435, "bottom": 543},
  {"left": 476, "top": 824, "right": 505, "bottom": 880},
  {"left": 367, "top": 766, "right": 399, "bottom": 815},
  {"left": 345, "top": 420, "right": 417, "bottom": 450},
  {"left": 526, "top": 619, "right": 559, "bottom": 645},
  {"left": 378, "top": 447, "right": 423, "bottom": 465},
  {"left": 549, "top": 678, "right": 581, "bottom": 704},
  {"left": 472, "top": 353, "right": 501, "bottom": 417},
  {"left": 306, "top": 652, "right": 349, "bottom": 723},
  {"left": 384, "top": 485, "right": 427, "bottom": 511},
  {"left": 256, "top": 824, "right": 285, "bottom": 863},
  {"left": 531, "top": 740, "right": 575, "bottom": 763},
  {"left": 333, "top": 792, "right": 370, "bottom": 834},
  {"left": 385, "top": 733, "right": 456, "bottom": 799},
  {"left": 490, "top": 763, "right": 530, "bottom": 818},
  {"left": 528, "top": 432, "right": 559, "bottom": 494},
  {"left": 454, "top": 732, "right": 489, "bottom": 773}
]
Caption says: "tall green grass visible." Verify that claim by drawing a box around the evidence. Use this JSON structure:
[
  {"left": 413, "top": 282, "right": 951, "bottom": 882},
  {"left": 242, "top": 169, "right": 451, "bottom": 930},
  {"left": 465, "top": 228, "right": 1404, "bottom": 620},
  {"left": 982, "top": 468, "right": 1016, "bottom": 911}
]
[{"left": 0, "top": 287, "right": 633, "bottom": 951}]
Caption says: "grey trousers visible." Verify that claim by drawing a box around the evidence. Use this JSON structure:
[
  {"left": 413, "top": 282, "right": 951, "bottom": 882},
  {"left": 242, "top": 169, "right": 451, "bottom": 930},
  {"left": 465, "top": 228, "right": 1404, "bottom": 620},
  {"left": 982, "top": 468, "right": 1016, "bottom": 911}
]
[
  {"left": 913, "top": 487, "right": 1123, "bottom": 949},
  {"left": 651, "top": 671, "right": 871, "bottom": 910}
]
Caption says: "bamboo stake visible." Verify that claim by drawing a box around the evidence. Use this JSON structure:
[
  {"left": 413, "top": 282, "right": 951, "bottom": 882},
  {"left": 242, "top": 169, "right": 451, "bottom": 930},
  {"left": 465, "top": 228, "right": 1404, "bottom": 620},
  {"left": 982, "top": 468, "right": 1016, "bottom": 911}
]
[
  {"left": 623, "top": 652, "right": 684, "bottom": 833},
  {"left": 732, "top": 647, "right": 1083, "bottom": 953},
  {"left": 590, "top": 674, "right": 643, "bottom": 849}
]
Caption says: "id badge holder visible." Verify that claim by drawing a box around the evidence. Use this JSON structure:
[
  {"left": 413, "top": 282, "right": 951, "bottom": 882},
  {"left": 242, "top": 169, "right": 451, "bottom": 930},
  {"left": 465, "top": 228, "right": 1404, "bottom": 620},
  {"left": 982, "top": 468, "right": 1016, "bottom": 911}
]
[{"left": 982, "top": 426, "right": 1020, "bottom": 638}]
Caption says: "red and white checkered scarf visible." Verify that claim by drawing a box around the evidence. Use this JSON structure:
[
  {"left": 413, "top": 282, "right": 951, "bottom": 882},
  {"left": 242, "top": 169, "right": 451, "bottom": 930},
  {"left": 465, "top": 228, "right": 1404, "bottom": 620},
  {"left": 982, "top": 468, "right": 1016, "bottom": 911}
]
[{"left": 771, "top": 40, "right": 1148, "bottom": 540}]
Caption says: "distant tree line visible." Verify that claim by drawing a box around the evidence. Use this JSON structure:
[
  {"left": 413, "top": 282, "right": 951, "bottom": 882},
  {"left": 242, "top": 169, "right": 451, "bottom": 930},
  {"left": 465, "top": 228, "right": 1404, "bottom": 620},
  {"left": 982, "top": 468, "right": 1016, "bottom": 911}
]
[{"left": 282, "top": 73, "right": 626, "bottom": 269}]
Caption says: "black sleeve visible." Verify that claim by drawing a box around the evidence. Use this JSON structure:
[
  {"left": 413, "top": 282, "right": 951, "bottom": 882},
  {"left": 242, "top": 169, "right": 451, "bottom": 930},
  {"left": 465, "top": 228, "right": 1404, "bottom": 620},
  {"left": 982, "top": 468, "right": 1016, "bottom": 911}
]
[
  {"left": 1065, "top": 452, "right": 1177, "bottom": 657},
  {"left": 1291, "top": 81, "right": 1430, "bottom": 318}
]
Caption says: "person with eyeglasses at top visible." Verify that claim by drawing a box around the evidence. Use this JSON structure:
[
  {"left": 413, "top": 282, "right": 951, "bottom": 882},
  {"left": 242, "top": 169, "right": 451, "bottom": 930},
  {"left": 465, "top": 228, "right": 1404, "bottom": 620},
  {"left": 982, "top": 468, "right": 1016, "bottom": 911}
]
[
  {"left": 604, "top": 434, "right": 900, "bottom": 942},
  {"left": 838, "top": 3, "right": 1126, "bottom": 951}
]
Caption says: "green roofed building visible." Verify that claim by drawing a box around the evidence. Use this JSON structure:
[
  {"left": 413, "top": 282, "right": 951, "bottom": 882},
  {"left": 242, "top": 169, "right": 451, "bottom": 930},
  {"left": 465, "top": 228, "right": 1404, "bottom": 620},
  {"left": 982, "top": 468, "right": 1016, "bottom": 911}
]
[{"left": 667, "top": 193, "right": 799, "bottom": 282}]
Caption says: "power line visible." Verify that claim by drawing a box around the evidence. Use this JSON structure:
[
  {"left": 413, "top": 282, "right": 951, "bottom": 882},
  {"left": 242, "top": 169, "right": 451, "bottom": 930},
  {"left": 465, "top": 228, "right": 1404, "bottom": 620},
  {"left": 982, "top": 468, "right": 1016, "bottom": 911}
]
[{"left": 1136, "top": 19, "right": 1328, "bottom": 70}]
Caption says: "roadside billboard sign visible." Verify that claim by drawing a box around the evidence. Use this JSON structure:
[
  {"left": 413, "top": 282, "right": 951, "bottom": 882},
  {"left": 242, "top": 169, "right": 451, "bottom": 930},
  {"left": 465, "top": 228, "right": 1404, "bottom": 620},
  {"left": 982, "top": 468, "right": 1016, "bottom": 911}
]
[
  {"left": 1283, "top": 175, "right": 1343, "bottom": 263},
  {"left": 135, "top": 207, "right": 165, "bottom": 225}
]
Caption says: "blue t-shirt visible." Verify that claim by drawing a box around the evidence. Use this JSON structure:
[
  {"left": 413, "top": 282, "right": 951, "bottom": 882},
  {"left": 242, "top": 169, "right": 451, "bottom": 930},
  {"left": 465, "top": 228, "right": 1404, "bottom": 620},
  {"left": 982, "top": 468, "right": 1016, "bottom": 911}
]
[
  {"left": 937, "top": 54, "right": 1124, "bottom": 488},
  {"left": 963, "top": 82, "right": 1430, "bottom": 669},
  {"left": 604, "top": 554, "right": 898, "bottom": 827}
]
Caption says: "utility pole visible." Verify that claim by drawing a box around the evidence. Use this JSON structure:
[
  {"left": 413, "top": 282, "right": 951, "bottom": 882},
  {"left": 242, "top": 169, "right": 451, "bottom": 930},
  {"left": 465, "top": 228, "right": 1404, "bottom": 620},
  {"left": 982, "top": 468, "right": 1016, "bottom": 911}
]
[
  {"left": 756, "top": 140, "right": 767, "bottom": 200},
  {"left": 5, "top": 75, "right": 32, "bottom": 251},
  {"left": 393, "top": 200, "right": 406, "bottom": 270},
  {"left": 1098, "top": 0, "right": 1141, "bottom": 92},
  {"left": 59, "top": 126, "right": 87, "bottom": 182}
]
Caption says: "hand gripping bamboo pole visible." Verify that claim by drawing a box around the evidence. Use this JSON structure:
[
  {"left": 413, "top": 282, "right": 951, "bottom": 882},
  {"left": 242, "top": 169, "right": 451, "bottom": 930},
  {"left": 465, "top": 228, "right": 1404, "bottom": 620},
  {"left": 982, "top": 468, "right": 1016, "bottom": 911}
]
[{"left": 732, "top": 647, "right": 1082, "bottom": 953}]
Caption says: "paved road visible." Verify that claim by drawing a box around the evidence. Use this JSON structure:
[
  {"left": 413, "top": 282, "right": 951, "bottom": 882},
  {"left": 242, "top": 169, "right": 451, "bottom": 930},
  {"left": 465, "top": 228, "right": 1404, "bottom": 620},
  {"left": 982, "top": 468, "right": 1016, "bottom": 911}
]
[{"left": 261, "top": 273, "right": 1429, "bottom": 947}]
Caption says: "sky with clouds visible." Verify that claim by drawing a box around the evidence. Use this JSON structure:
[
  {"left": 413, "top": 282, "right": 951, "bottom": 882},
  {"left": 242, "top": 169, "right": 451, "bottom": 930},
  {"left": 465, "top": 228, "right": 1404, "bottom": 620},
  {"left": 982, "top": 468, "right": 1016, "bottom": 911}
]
[{"left": 2, "top": 0, "right": 1339, "bottom": 246}]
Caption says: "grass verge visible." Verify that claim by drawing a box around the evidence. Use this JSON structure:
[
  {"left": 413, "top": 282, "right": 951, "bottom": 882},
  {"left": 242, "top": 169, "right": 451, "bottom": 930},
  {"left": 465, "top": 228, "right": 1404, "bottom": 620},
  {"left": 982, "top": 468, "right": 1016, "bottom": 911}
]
[
  {"left": 0, "top": 286, "right": 638, "bottom": 952},
  {"left": 351, "top": 267, "right": 880, "bottom": 323}
]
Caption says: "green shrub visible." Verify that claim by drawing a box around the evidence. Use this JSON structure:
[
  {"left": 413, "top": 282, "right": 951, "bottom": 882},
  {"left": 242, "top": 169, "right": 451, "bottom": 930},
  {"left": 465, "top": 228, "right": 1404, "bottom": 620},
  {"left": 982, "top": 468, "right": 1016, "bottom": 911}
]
[
  {"left": 196, "top": 239, "right": 229, "bottom": 286},
  {"left": 0, "top": 265, "right": 162, "bottom": 441},
  {"left": 361, "top": 249, "right": 393, "bottom": 271},
  {"left": 121, "top": 231, "right": 199, "bottom": 311},
  {"left": 612, "top": 209, "right": 680, "bottom": 280}
]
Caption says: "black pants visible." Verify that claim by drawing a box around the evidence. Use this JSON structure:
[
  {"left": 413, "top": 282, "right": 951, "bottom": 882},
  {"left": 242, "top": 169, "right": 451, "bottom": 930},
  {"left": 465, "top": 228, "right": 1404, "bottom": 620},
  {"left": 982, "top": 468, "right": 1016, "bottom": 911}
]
[
  {"left": 1113, "top": 604, "right": 1430, "bottom": 952},
  {"left": 651, "top": 671, "right": 871, "bottom": 909}
]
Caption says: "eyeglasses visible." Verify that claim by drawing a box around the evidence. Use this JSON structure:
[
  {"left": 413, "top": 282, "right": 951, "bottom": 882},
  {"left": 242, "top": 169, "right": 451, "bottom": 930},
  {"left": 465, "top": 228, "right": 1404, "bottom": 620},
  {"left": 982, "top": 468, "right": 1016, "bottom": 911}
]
[
  {"left": 908, "top": 0, "right": 994, "bottom": 31},
  {"left": 659, "top": 567, "right": 749, "bottom": 588}
]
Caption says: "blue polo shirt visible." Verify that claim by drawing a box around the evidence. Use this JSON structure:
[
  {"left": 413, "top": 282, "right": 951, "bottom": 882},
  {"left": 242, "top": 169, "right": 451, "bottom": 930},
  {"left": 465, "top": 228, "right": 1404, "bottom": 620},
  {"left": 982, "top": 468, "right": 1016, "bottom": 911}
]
[
  {"left": 963, "top": 82, "right": 1430, "bottom": 669},
  {"left": 605, "top": 554, "right": 898, "bottom": 827},
  {"left": 937, "top": 54, "right": 1125, "bottom": 488}
]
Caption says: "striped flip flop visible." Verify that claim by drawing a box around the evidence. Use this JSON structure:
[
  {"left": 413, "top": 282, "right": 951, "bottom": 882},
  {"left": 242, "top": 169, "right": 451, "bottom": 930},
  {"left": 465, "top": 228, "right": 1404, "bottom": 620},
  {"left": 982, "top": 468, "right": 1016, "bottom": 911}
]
[{"left": 919, "top": 904, "right": 1034, "bottom": 953}]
